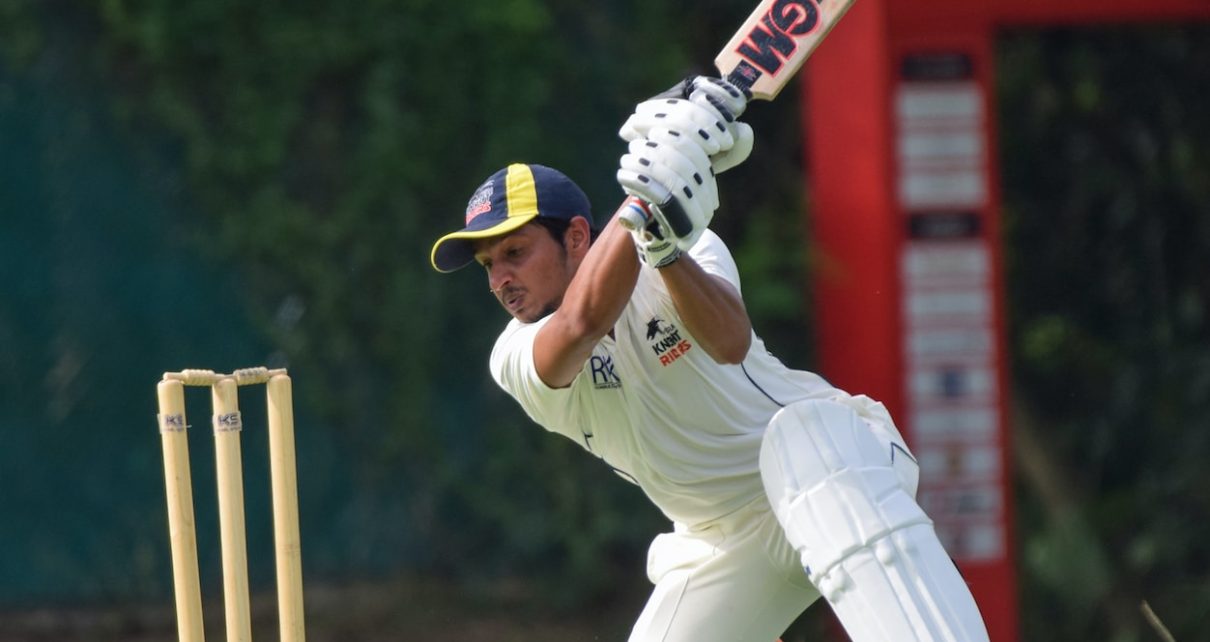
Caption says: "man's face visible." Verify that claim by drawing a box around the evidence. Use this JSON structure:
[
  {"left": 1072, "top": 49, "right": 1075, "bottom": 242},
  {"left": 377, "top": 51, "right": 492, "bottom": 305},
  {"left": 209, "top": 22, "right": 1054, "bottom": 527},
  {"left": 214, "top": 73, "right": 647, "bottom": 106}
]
[{"left": 474, "top": 223, "right": 576, "bottom": 323}]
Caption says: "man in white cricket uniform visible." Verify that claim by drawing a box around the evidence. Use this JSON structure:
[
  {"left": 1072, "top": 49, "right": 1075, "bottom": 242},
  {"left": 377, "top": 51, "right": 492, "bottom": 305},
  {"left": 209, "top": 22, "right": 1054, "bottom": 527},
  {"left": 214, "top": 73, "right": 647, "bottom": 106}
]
[{"left": 431, "top": 79, "right": 989, "bottom": 641}]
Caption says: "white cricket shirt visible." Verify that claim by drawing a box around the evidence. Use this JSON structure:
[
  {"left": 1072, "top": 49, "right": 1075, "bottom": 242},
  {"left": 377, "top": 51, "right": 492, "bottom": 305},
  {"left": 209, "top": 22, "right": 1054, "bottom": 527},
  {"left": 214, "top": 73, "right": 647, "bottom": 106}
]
[{"left": 489, "top": 230, "right": 842, "bottom": 527}]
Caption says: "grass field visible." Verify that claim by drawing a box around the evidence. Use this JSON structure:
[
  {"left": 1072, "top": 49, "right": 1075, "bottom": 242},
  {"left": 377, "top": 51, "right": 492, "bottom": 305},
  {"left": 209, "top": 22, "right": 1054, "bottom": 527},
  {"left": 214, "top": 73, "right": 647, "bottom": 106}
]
[
  {"left": 0, "top": 573, "right": 843, "bottom": 641},
  {"left": 0, "top": 575, "right": 650, "bottom": 642}
]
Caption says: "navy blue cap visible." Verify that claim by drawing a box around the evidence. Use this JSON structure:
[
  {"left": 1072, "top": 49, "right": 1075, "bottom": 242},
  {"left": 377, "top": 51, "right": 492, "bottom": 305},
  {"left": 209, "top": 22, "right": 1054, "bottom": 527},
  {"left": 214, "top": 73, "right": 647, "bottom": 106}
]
[{"left": 430, "top": 163, "right": 593, "bottom": 272}]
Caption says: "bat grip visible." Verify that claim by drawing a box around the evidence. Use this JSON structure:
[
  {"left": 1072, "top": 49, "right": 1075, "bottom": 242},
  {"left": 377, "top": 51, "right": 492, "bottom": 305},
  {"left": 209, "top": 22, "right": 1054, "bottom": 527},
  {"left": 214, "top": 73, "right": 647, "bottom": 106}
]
[
  {"left": 617, "top": 197, "right": 650, "bottom": 231},
  {"left": 616, "top": 196, "right": 694, "bottom": 239}
]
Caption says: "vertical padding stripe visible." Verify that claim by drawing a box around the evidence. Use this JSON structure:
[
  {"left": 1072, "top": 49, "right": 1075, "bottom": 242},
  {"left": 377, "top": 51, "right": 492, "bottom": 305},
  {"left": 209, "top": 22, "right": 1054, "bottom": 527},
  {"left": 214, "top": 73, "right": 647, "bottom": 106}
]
[{"left": 505, "top": 163, "right": 539, "bottom": 219}]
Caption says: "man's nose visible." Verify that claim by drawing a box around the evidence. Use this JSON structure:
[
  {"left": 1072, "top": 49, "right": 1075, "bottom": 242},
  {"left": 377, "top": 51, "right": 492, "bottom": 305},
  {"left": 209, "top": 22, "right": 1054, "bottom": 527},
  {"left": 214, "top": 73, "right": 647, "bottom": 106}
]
[{"left": 488, "top": 265, "right": 511, "bottom": 294}]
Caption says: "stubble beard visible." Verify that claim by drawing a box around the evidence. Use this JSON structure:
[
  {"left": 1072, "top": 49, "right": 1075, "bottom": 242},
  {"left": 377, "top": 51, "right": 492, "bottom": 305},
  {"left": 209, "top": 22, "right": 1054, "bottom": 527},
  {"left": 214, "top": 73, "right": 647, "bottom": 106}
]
[{"left": 499, "top": 237, "right": 573, "bottom": 323}]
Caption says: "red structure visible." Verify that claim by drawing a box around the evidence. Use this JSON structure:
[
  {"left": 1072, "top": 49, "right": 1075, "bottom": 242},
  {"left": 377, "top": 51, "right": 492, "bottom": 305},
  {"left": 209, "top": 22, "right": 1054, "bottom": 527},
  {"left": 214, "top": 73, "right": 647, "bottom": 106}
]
[{"left": 802, "top": 1, "right": 1210, "bottom": 639}]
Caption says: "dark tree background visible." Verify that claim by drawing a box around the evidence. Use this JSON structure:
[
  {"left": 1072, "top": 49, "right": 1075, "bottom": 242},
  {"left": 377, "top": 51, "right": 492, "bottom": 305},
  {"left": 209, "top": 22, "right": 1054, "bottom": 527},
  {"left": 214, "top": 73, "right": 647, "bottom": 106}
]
[
  {"left": 0, "top": 1, "right": 1207, "bottom": 639},
  {"left": 999, "top": 25, "right": 1210, "bottom": 641}
]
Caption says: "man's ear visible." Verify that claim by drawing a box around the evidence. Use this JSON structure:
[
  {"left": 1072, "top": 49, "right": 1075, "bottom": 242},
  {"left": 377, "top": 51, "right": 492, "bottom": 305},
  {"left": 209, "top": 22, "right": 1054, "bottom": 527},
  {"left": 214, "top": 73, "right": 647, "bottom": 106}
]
[{"left": 566, "top": 216, "right": 591, "bottom": 254}]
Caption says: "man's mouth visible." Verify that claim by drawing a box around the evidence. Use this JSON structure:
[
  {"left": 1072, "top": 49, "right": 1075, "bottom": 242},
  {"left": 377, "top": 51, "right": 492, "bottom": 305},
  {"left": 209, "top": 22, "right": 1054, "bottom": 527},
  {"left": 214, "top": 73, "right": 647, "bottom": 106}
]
[{"left": 499, "top": 288, "right": 524, "bottom": 312}]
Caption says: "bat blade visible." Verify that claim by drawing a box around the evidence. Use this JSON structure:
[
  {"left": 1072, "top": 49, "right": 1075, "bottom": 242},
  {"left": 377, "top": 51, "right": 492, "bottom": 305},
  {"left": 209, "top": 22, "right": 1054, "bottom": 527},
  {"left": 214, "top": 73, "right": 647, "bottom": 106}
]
[
  {"left": 618, "top": 0, "right": 856, "bottom": 235},
  {"left": 715, "top": 0, "right": 858, "bottom": 101}
]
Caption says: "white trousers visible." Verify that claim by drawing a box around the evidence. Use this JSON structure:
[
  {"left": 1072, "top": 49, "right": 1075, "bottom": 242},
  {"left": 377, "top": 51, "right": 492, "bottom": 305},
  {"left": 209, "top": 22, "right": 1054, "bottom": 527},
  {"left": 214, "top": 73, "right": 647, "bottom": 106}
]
[
  {"left": 628, "top": 495, "right": 821, "bottom": 642},
  {"left": 628, "top": 395, "right": 923, "bottom": 642}
]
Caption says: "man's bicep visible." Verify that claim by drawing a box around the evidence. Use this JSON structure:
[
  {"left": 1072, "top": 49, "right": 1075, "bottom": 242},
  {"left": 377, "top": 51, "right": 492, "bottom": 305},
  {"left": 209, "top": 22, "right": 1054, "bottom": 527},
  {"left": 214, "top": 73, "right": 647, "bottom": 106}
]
[{"left": 687, "top": 229, "right": 743, "bottom": 293}]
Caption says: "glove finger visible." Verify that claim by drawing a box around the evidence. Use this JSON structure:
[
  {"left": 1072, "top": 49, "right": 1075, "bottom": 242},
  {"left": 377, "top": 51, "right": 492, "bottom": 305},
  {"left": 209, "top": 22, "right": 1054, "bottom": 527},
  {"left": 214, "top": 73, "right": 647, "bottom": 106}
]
[
  {"left": 620, "top": 152, "right": 704, "bottom": 239},
  {"left": 626, "top": 161, "right": 707, "bottom": 240},
  {"left": 618, "top": 171, "right": 672, "bottom": 210},
  {"left": 672, "top": 99, "right": 736, "bottom": 153},
  {"left": 690, "top": 77, "right": 748, "bottom": 119},
  {"left": 630, "top": 134, "right": 711, "bottom": 191},
  {"left": 636, "top": 158, "right": 711, "bottom": 239},
  {"left": 618, "top": 99, "right": 682, "bottom": 142},
  {"left": 618, "top": 115, "right": 644, "bottom": 142},
  {"left": 698, "top": 93, "right": 736, "bottom": 123},
  {"left": 618, "top": 155, "right": 674, "bottom": 206},
  {"left": 628, "top": 139, "right": 707, "bottom": 214},
  {"left": 633, "top": 98, "right": 733, "bottom": 155},
  {"left": 680, "top": 93, "right": 731, "bottom": 125},
  {"left": 645, "top": 129, "right": 719, "bottom": 212},
  {"left": 644, "top": 127, "right": 712, "bottom": 173},
  {"left": 625, "top": 137, "right": 703, "bottom": 178},
  {"left": 710, "top": 121, "right": 754, "bottom": 174}
]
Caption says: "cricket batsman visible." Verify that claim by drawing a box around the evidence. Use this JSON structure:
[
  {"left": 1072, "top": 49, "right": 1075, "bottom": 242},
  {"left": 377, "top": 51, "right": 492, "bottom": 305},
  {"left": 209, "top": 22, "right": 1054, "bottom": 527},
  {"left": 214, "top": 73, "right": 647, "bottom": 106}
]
[{"left": 429, "top": 76, "right": 989, "bottom": 641}]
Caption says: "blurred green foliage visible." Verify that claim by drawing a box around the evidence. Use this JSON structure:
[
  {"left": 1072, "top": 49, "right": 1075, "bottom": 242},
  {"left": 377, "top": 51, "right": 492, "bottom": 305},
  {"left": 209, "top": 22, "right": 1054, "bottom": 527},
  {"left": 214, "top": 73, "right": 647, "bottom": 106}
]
[
  {"left": 72, "top": 0, "right": 821, "bottom": 604},
  {"left": 0, "top": 1, "right": 40, "bottom": 66},
  {"left": 3, "top": 1, "right": 1208, "bottom": 639},
  {"left": 80, "top": 0, "right": 694, "bottom": 601},
  {"left": 999, "top": 25, "right": 1210, "bottom": 641},
  {"left": 2, "top": 0, "right": 818, "bottom": 609}
]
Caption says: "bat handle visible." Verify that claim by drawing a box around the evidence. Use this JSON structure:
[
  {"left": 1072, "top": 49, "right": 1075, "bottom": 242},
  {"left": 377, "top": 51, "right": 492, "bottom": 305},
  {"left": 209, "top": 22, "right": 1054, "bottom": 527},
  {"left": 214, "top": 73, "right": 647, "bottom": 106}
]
[
  {"left": 615, "top": 196, "right": 695, "bottom": 239},
  {"left": 617, "top": 196, "right": 652, "bottom": 231}
]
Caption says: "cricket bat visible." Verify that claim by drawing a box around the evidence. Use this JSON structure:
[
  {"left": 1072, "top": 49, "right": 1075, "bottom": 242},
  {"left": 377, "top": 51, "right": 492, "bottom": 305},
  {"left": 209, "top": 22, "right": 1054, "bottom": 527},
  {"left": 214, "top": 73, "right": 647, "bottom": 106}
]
[{"left": 620, "top": 0, "right": 858, "bottom": 235}]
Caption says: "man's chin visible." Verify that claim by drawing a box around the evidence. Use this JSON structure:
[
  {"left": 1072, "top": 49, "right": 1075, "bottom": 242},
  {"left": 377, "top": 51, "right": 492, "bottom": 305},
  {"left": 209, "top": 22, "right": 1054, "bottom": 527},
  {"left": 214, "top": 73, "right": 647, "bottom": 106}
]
[{"left": 513, "top": 303, "right": 557, "bottom": 324}]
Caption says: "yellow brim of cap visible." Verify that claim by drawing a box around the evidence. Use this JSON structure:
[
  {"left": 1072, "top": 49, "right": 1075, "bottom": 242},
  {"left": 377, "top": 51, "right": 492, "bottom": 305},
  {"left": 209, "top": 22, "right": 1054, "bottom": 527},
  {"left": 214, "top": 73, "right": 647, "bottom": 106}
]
[{"left": 429, "top": 212, "right": 538, "bottom": 273}]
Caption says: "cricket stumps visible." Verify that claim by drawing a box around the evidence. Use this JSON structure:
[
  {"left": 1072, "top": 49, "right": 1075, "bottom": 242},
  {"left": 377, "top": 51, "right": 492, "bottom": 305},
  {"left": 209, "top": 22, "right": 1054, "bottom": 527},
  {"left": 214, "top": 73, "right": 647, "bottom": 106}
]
[{"left": 157, "top": 366, "right": 305, "bottom": 642}]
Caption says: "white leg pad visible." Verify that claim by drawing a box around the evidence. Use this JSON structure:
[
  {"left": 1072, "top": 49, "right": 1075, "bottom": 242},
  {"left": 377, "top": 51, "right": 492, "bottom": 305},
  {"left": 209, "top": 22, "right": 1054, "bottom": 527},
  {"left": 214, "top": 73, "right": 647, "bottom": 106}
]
[{"left": 760, "top": 399, "right": 989, "bottom": 642}]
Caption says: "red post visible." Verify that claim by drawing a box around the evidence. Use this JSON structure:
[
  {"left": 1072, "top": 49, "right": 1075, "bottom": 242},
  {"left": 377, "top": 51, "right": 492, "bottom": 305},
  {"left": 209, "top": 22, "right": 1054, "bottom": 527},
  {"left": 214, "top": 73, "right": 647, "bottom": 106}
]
[
  {"left": 803, "top": 1, "right": 1210, "bottom": 640},
  {"left": 804, "top": 0, "right": 1021, "bottom": 638},
  {"left": 803, "top": 0, "right": 901, "bottom": 415}
]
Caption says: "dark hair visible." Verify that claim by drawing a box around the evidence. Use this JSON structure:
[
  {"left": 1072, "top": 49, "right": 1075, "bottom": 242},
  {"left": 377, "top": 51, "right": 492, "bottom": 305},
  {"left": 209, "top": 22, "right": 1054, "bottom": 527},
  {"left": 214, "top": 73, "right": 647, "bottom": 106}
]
[{"left": 534, "top": 216, "right": 600, "bottom": 244}]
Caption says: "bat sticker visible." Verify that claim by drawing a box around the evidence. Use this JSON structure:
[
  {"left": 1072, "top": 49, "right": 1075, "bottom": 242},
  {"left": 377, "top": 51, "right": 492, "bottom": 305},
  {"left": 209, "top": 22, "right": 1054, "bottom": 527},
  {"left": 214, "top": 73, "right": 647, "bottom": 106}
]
[{"left": 735, "top": 0, "right": 823, "bottom": 75}]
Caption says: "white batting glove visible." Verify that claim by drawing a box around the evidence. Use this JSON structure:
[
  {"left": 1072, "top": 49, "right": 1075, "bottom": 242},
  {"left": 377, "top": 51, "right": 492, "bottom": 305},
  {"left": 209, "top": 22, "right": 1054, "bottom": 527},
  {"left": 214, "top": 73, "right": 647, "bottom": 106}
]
[
  {"left": 621, "top": 200, "right": 682, "bottom": 268},
  {"left": 644, "top": 126, "right": 719, "bottom": 212},
  {"left": 617, "top": 133, "right": 717, "bottom": 251},
  {"left": 690, "top": 78, "right": 754, "bottom": 173},
  {"left": 619, "top": 76, "right": 754, "bottom": 174}
]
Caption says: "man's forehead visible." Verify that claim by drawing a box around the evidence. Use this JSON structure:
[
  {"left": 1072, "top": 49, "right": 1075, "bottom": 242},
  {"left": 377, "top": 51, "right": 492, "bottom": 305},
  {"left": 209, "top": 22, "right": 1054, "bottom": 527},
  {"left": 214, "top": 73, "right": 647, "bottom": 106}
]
[{"left": 473, "top": 223, "right": 540, "bottom": 255}]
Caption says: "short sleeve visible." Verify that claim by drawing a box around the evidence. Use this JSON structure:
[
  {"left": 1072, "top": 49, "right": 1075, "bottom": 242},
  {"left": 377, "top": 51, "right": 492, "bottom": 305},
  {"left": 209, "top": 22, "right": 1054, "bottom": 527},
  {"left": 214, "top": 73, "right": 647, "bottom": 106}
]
[
  {"left": 488, "top": 317, "right": 592, "bottom": 445},
  {"left": 686, "top": 229, "right": 742, "bottom": 294}
]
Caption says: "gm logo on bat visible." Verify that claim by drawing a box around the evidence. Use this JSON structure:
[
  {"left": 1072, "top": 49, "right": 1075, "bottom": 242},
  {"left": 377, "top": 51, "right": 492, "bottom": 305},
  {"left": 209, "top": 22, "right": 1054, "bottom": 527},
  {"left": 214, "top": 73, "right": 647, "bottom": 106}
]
[{"left": 736, "top": 0, "right": 823, "bottom": 75}]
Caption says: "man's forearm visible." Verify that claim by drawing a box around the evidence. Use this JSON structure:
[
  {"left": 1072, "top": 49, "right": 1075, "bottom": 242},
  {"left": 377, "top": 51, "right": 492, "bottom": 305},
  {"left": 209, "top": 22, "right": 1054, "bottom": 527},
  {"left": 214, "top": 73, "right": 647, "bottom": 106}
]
[
  {"left": 559, "top": 212, "right": 642, "bottom": 338},
  {"left": 533, "top": 209, "right": 641, "bottom": 388},
  {"left": 659, "top": 257, "right": 752, "bottom": 364}
]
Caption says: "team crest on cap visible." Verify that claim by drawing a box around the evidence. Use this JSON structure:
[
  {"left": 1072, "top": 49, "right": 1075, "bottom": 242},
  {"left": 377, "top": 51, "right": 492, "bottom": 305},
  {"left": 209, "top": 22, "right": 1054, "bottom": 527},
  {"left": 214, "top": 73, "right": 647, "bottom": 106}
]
[{"left": 465, "top": 182, "right": 494, "bottom": 223}]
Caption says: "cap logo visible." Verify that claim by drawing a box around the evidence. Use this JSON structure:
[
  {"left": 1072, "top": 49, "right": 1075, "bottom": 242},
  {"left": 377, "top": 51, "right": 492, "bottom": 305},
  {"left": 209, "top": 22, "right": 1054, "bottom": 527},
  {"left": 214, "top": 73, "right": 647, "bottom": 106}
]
[{"left": 465, "top": 182, "right": 494, "bottom": 224}]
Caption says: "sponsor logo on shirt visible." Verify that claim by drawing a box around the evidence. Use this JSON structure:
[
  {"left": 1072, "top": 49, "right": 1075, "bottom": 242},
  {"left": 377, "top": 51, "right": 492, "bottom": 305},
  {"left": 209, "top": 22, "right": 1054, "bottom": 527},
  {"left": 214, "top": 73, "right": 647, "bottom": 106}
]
[
  {"left": 646, "top": 317, "right": 693, "bottom": 367},
  {"left": 590, "top": 354, "right": 621, "bottom": 389}
]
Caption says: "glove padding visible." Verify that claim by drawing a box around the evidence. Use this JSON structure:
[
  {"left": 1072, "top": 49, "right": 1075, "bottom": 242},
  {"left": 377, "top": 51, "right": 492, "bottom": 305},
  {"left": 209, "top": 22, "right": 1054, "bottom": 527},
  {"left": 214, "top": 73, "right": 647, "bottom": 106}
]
[
  {"left": 687, "top": 76, "right": 749, "bottom": 121},
  {"left": 617, "top": 129, "right": 717, "bottom": 251},
  {"left": 619, "top": 76, "right": 754, "bottom": 174},
  {"left": 686, "top": 77, "right": 753, "bottom": 173}
]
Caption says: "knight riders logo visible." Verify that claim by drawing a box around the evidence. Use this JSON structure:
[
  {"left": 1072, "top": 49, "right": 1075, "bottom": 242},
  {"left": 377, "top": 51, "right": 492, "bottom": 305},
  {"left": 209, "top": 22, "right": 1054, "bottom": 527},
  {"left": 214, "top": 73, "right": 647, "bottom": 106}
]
[{"left": 645, "top": 317, "right": 693, "bottom": 367}]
